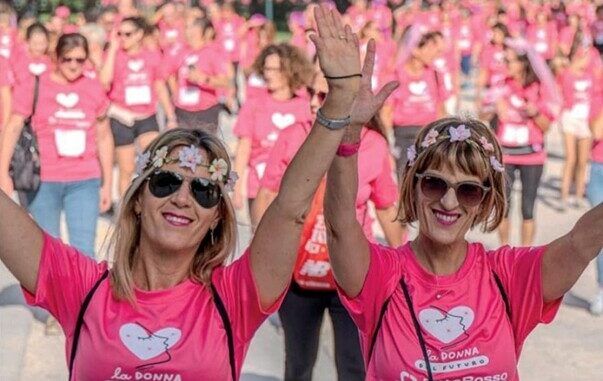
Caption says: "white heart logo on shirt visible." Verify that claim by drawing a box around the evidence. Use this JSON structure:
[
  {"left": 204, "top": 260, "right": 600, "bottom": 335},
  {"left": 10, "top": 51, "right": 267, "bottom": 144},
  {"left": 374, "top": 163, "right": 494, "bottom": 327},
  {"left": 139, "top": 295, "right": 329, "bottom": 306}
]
[
  {"left": 408, "top": 81, "right": 427, "bottom": 96},
  {"left": 119, "top": 323, "right": 182, "bottom": 361},
  {"left": 128, "top": 59, "right": 144, "bottom": 72},
  {"left": 419, "top": 306, "right": 475, "bottom": 344},
  {"left": 537, "top": 30, "right": 546, "bottom": 39},
  {"left": 56, "top": 93, "right": 79, "bottom": 108},
  {"left": 509, "top": 95, "right": 525, "bottom": 108},
  {"left": 494, "top": 51, "right": 504, "bottom": 61},
  {"left": 574, "top": 80, "right": 591, "bottom": 92},
  {"left": 28, "top": 63, "right": 47, "bottom": 75},
  {"left": 0, "top": 35, "right": 8, "bottom": 45},
  {"left": 166, "top": 30, "right": 178, "bottom": 39},
  {"left": 185, "top": 55, "right": 199, "bottom": 66},
  {"left": 271, "top": 113, "right": 296, "bottom": 129}
]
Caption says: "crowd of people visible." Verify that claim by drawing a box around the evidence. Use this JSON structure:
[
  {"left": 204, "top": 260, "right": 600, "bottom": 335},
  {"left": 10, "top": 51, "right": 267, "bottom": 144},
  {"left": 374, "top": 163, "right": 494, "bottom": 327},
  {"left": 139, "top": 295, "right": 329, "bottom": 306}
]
[{"left": 0, "top": 0, "right": 602, "bottom": 380}]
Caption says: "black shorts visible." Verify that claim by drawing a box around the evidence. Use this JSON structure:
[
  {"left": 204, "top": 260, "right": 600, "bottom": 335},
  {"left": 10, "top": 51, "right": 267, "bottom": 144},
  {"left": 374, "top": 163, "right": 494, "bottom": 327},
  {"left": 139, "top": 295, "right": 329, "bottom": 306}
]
[{"left": 110, "top": 115, "right": 160, "bottom": 147}]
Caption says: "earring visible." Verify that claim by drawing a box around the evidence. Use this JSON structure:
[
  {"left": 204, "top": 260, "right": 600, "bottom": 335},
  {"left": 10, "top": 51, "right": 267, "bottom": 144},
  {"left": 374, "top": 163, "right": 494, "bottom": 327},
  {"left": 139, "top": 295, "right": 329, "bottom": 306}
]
[{"left": 210, "top": 229, "right": 215, "bottom": 245}]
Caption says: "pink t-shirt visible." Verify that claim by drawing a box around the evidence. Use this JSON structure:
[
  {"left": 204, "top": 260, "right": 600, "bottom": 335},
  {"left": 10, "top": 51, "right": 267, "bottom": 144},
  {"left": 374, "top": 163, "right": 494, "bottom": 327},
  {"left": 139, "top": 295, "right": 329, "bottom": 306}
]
[
  {"left": 107, "top": 49, "right": 166, "bottom": 116},
  {"left": 558, "top": 67, "right": 595, "bottom": 114},
  {"left": 169, "top": 45, "right": 229, "bottom": 112},
  {"left": 497, "top": 78, "right": 553, "bottom": 166},
  {"left": 23, "top": 233, "right": 283, "bottom": 381},
  {"left": 261, "top": 125, "right": 398, "bottom": 240},
  {"left": 526, "top": 22, "right": 557, "bottom": 60},
  {"left": 158, "top": 20, "right": 185, "bottom": 50},
  {"left": 12, "top": 73, "right": 109, "bottom": 182},
  {"left": 346, "top": 5, "right": 370, "bottom": 32},
  {"left": 0, "top": 27, "right": 16, "bottom": 59},
  {"left": 233, "top": 93, "right": 312, "bottom": 198},
  {"left": 10, "top": 50, "right": 52, "bottom": 84},
  {"left": 479, "top": 44, "right": 507, "bottom": 89},
  {"left": 392, "top": 66, "right": 442, "bottom": 127},
  {"left": 455, "top": 22, "right": 474, "bottom": 55},
  {"left": 214, "top": 16, "right": 245, "bottom": 63},
  {"left": 339, "top": 242, "right": 562, "bottom": 380}
]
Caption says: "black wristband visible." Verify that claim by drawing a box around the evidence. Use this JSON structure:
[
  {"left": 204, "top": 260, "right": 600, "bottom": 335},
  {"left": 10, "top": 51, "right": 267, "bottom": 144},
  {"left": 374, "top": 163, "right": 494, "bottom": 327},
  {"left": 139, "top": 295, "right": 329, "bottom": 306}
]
[{"left": 324, "top": 73, "right": 363, "bottom": 80}]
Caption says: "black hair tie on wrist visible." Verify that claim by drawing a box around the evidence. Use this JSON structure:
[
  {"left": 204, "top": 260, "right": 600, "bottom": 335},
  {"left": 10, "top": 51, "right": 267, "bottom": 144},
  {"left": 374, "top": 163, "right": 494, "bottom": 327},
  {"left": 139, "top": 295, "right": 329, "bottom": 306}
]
[{"left": 324, "top": 73, "right": 363, "bottom": 80}]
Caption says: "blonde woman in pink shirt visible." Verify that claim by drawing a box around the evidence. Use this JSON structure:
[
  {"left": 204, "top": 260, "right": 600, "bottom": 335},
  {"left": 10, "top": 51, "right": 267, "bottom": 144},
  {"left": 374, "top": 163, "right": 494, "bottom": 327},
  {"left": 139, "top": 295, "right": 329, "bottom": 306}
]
[
  {"left": 323, "top": 114, "right": 603, "bottom": 380},
  {"left": 0, "top": 5, "right": 366, "bottom": 380}
]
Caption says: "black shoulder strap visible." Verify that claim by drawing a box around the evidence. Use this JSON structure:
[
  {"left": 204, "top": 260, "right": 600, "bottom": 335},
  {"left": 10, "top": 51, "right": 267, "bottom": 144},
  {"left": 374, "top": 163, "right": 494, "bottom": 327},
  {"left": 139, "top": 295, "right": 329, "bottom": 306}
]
[
  {"left": 69, "top": 269, "right": 109, "bottom": 380},
  {"left": 24, "top": 76, "right": 40, "bottom": 126},
  {"left": 368, "top": 296, "right": 391, "bottom": 364},
  {"left": 492, "top": 271, "right": 511, "bottom": 318},
  {"left": 210, "top": 283, "right": 237, "bottom": 381}
]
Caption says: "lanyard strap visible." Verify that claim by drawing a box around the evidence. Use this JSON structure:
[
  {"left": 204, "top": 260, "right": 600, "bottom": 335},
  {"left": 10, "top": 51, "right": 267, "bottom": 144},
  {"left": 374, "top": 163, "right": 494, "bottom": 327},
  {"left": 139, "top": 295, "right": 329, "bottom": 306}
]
[{"left": 400, "top": 278, "right": 434, "bottom": 381}]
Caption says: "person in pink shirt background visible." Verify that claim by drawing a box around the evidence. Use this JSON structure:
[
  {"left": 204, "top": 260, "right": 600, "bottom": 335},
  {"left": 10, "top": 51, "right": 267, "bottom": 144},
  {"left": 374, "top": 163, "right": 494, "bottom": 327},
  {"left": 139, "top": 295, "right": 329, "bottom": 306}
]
[
  {"left": 0, "top": 6, "right": 370, "bottom": 378},
  {"left": 167, "top": 17, "right": 231, "bottom": 132},
  {"left": 232, "top": 43, "right": 313, "bottom": 227},
  {"left": 0, "top": 0, "right": 17, "bottom": 60},
  {"left": 526, "top": 9, "right": 558, "bottom": 62},
  {"left": 100, "top": 16, "right": 177, "bottom": 197},
  {"left": 0, "top": 33, "right": 114, "bottom": 259},
  {"left": 0, "top": 55, "right": 12, "bottom": 130},
  {"left": 10, "top": 23, "right": 52, "bottom": 85},
  {"left": 323, "top": 112, "right": 603, "bottom": 380}
]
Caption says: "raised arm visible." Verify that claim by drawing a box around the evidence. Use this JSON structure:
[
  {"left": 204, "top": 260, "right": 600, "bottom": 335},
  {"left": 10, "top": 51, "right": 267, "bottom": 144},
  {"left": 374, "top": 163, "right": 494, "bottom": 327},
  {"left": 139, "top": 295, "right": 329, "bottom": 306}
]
[
  {"left": 541, "top": 203, "right": 603, "bottom": 302},
  {"left": 250, "top": 5, "right": 361, "bottom": 309},
  {"left": 324, "top": 40, "right": 399, "bottom": 298}
]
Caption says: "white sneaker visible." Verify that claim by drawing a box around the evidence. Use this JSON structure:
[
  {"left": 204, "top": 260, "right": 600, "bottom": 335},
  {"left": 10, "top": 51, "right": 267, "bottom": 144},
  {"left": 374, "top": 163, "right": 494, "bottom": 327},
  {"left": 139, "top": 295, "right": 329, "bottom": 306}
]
[{"left": 589, "top": 292, "right": 603, "bottom": 316}]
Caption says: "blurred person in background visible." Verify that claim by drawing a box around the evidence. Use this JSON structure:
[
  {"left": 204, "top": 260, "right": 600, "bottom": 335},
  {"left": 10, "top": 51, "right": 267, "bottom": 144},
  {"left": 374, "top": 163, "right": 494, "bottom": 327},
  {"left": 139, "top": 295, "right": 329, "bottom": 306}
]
[{"left": 11, "top": 23, "right": 52, "bottom": 85}]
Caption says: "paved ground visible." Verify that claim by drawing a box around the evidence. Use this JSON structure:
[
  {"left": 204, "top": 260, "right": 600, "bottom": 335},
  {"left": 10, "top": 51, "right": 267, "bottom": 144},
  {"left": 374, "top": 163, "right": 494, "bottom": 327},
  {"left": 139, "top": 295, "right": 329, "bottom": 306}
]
[{"left": 1, "top": 101, "right": 602, "bottom": 380}]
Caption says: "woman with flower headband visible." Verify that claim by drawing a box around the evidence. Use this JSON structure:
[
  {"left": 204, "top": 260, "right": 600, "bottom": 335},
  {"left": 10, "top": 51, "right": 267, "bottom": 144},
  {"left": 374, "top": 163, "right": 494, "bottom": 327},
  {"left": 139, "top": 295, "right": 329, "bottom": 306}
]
[
  {"left": 323, "top": 116, "right": 603, "bottom": 380},
  {"left": 0, "top": 5, "right": 365, "bottom": 380}
]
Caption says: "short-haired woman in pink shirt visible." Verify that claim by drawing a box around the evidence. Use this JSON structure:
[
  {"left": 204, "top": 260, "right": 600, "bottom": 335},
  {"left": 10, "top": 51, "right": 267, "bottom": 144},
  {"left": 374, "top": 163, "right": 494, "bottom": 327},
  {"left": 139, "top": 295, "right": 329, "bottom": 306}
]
[
  {"left": 323, "top": 115, "right": 602, "bottom": 380},
  {"left": 0, "top": 5, "right": 367, "bottom": 380}
]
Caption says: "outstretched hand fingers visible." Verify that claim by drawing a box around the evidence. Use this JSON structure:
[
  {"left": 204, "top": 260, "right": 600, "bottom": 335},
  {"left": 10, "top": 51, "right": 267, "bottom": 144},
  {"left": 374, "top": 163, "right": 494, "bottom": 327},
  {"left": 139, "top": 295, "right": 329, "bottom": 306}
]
[
  {"left": 374, "top": 80, "right": 400, "bottom": 105},
  {"left": 361, "top": 39, "right": 376, "bottom": 86}
]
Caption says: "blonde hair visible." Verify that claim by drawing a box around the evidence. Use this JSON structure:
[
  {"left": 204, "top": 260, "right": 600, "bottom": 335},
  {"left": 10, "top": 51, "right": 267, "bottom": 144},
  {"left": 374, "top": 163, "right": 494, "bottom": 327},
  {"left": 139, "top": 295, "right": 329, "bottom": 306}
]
[
  {"left": 108, "top": 128, "right": 237, "bottom": 303},
  {"left": 397, "top": 117, "right": 506, "bottom": 232}
]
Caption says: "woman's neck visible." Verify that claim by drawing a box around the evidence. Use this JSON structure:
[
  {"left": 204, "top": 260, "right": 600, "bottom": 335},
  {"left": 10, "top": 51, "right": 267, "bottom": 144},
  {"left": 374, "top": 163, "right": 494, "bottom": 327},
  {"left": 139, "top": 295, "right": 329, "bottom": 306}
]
[
  {"left": 51, "top": 70, "right": 72, "bottom": 84},
  {"left": 270, "top": 86, "right": 293, "bottom": 101},
  {"left": 412, "top": 233, "right": 468, "bottom": 276},
  {"left": 126, "top": 44, "right": 142, "bottom": 55},
  {"left": 405, "top": 57, "right": 425, "bottom": 76},
  {"left": 133, "top": 241, "right": 195, "bottom": 291}
]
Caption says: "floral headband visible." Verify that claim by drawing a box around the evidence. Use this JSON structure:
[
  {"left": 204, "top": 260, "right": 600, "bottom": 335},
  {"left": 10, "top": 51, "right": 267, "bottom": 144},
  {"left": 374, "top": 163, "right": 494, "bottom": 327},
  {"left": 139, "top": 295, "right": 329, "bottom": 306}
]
[
  {"left": 406, "top": 124, "right": 505, "bottom": 173},
  {"left": 135, "top": 145, "right": 239, "bottom": 191}
]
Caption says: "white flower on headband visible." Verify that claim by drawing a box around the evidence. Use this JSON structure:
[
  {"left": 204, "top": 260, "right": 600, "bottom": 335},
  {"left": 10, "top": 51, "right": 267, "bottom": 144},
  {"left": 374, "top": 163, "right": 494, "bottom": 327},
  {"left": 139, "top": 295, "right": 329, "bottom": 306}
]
[
  {"left": 178, "top": 145, "right": 204, "bottom": 172},
  {"left": 152, "top": 146, "right": 169, "bottom": 168},
  {"left": 225, "top": 171, "right": 239, "bottom": 192},
  {"left": 490, "top": 156, "right": 505, "bottom": 172},
  {"left": 421, "top": 129, "right": 439, "bottom": 148},
  {"left": 449, "top": 124, "right": 471, "bottom": 142},
  {"left": 406, "top": 145, "right": 417, "bottom": 166},
  {"left": 479, "top": 136, "right": 494, "bottom": 152},
  {"left": 135, "top": 151, "right": 150, "bottom": 176},
  {"left": 209, "top": 158, "right": 229, "bottom": 182}
]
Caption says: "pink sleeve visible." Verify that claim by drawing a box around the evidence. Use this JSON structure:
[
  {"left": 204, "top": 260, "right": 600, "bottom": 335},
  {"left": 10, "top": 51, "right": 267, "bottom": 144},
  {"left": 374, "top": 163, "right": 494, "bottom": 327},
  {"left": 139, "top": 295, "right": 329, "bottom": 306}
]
[
  {"left": 94, "top": 81, "right": 110, "bottom": 117},
  {"left": 233, "top": 100, "right": 255, "bottom": 138},
  {"left": 11, "top": 76, "right": 35, "bottom": 117},
  {"left": 488, "top": 245, "right": 562, "bottom": 349},
  {"left": 370, "top": 146, "right": 398, "bottom": 209},
  {"left": 21, "top": 233, "right": 107, "bottom": 331},
  {"left": 337, "top": 243, "right": 401, "bottom": 336},
  {"left": 259, "top": 133, "right": 290, "bottom": 192},
  {"left": 211, "top": 249, "right": 286, "bottom": 342}
]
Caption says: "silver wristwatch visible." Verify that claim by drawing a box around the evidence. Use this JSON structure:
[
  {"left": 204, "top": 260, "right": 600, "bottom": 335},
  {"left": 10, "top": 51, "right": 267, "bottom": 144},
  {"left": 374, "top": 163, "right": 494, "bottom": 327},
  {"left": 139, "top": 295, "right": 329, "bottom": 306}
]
[{"left": 316, "top": 108, "right": 351, "bottom": 130}]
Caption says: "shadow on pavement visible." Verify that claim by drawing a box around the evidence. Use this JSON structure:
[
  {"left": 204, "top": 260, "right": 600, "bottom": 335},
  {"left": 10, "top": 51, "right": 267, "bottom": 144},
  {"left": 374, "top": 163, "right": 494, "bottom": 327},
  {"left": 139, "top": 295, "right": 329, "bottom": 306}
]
[
  {"left": 0, "top": 283, "right": 49, "bottom": 322},
  {"left": 241, "top": 374, "right": 281, "bottom": 381},
  {"left": 563, "top": 292, "right": 591, "bottom": 311}
]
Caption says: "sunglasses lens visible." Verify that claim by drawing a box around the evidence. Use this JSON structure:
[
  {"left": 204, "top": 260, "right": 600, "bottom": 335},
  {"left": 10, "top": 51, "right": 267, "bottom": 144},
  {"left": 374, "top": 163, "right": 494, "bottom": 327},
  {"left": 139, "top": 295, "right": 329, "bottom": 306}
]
[
  {"left": 457, "top": 183, "right": 485, "bottom": 207},
  {"left": 191, "top": 179, "right": 221, "bottom": 208},
  {"left": 148, "top": 171, "right": 182, "bottom": 198},
  {"left": 420, "top": 176, "right": 448, "bottom": 200}
]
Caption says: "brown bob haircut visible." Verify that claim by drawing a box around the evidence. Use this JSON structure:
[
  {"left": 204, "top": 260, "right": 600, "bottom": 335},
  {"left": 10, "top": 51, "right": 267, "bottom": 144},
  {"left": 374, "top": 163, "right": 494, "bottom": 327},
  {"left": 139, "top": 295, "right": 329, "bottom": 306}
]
[
  {"left": 252, "top": 43, "right": 314, "bottom": 91},
  {"left": 397, "top": 117, "right": 506, "bottom": 232}
]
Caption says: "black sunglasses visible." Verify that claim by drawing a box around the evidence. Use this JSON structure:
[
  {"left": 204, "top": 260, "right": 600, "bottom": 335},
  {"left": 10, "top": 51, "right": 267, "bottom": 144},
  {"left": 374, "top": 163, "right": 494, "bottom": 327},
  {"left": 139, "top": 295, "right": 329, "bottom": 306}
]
[
  {"left": 147, "top": 170, "right": 221, "bottom": 208},
  {"left": 415, "top": 173, "right": 490, "bottom": 208},
  {"left": 60, "top": 57, "right": 86, "bottom": 64}
]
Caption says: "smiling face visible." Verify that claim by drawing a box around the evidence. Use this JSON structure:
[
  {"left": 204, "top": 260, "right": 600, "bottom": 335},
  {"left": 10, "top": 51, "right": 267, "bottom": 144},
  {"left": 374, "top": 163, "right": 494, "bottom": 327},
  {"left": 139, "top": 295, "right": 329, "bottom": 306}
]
[
  {"left": 415, "top": 166, "right": 484, "bottom": 246},
  {"left": 135, "top": 146, "right": 221, "bottom": 256}
]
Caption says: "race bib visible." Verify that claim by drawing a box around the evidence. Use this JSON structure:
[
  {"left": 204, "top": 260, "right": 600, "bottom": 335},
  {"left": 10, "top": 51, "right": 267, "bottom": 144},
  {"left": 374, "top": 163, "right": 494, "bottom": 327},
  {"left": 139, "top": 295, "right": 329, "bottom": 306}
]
[
  {"left": 125, "top": 85, "right": 151, "bottom": 106},
  {"left": 502, "top": 124, "right": 529, "bottom": 146},
  {"left": 54, "top": 129, "right": 86, "bottom": 157},
  {"left": 571, "top": 103, "right": 590, "bottom": 119},
  {"left": 179, "top": 86, "right": 200, "bottom": 105}
]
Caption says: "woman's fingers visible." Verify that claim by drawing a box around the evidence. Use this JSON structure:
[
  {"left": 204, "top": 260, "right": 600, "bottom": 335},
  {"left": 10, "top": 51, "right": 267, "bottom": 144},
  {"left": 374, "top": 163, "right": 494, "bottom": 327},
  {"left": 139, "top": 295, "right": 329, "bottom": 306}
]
[
  {"left": 375, "top": 81, "right": 400, "bottom": 106},
  {"left": 313, "top": 5, "right": 330, "bottom": 38},
  {"left": 361, "top": 39, "right": 376, "bottom": 80}
]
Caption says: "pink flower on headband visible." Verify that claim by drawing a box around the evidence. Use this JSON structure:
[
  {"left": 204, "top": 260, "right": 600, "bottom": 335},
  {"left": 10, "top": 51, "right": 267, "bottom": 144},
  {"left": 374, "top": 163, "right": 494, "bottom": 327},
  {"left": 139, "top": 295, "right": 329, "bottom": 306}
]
[
  {"left": 479, "top": 136, "right": 494, "bottom": 152},
  {"left": 421, "top": 129, "right": 439, "bottom": 148},
  {"left": 449, "top": 124, "right": 471, "bottom": 142},
  {"left": 406, "top": 145, "right": 417, "bottom": 166},
  {"left": 490, "top": 156, "right": 505, "bottom": 172},
  {"left": 178, "top": 145, "right": 205, "bottom": 172}
]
